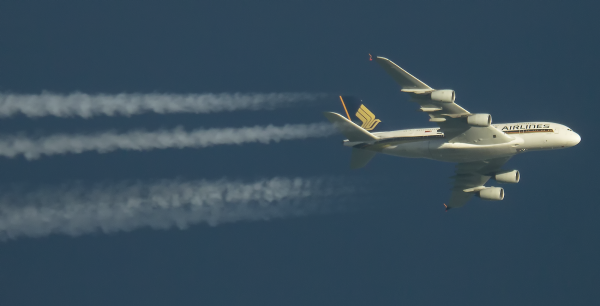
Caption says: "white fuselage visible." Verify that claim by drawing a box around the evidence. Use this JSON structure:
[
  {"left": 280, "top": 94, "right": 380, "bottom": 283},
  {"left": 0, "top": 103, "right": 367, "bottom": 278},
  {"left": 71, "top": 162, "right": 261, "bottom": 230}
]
[{"left": 344, "top": 122, "right": 581, "bottom": 163}]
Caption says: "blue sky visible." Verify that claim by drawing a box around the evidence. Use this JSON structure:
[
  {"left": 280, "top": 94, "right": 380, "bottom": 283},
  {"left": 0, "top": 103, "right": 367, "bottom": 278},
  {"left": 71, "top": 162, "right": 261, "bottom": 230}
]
[{"left": 0, "top": 1, "right": 598, "bottom": 305}]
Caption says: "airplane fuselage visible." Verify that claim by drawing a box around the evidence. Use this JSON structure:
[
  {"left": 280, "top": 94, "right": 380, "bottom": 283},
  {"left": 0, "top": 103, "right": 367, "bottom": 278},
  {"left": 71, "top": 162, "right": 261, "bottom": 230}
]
[
  {"left": 343, "top": 122, "right": 581, "bottom": 163},
  {"left": 328, "top": 55, "right": 583, "bottom": 208}
]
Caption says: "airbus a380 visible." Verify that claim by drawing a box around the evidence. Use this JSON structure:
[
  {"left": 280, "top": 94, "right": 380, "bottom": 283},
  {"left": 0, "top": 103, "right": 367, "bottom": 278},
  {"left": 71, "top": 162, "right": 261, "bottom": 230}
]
[{"left": 324, "top": 56, "right": 580, "bottom": 210}]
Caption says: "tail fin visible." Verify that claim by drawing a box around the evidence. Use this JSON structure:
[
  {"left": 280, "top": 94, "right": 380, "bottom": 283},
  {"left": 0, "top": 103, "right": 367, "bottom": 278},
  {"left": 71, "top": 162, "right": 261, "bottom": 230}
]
[{"left": 339, "top": 96, "right": 383, "bottom": 131}]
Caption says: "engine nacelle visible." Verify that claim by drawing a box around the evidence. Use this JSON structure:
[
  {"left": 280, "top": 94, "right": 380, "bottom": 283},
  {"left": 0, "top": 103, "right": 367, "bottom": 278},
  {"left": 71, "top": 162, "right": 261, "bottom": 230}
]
[
  {"left": 430, "top": 90, "right": 455, "bottom": 103},
  {"left": 467, "top": 113, "right": 492, "bottom": 127},
  {"left": 479, "top": 187, "right": 504, "bottom": 201},
  {"left": 495, "top": 170, "right": 520, "bottom": 183}
]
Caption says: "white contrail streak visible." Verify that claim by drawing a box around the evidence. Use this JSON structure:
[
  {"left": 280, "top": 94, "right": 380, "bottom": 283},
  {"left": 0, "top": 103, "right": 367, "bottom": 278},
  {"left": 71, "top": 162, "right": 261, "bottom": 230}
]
[
  {"left": 0, "top": 177, "right": 352, "bottom": 239},
  {"left": 0, "top": 123, "right": 335, "bottom": 159},
  {"left": 0, "top": 92, "right": 323, "bottom": 118}
]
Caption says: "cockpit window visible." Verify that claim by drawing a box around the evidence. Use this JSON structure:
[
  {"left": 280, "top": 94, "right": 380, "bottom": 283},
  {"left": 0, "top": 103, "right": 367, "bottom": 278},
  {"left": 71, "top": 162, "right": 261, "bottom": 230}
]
[{"left": 567, "top": 129, "right": 572, "bottom": 131}]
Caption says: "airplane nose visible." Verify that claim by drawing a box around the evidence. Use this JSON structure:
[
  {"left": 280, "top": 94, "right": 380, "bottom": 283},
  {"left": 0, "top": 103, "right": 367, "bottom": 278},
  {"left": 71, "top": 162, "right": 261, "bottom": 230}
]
[{"left": 567, "top": 133, "right": 581, "bottom": 147}]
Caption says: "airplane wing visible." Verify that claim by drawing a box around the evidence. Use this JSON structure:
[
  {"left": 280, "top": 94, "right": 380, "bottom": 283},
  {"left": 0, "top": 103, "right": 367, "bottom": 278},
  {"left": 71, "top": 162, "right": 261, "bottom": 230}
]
[
  {"left": 446, "top": 156, "right": 512, "bottom": 209},
  {"left": 375, "top": 56, "right": 512, "bottom": 145}
]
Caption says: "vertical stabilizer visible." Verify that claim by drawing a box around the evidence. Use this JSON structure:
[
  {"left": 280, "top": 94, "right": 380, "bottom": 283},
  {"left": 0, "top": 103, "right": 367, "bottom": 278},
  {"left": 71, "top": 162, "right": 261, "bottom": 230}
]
[{"left": 339, "top": 96, "right": 384, "bottom": 131}]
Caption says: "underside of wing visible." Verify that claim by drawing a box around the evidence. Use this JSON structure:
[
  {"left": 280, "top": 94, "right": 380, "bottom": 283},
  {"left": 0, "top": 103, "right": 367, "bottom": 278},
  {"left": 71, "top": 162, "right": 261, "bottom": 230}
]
[
  {"left": 446, "top": 190, "right": 477, "bottom": 210},
  {"left": 446, "top": 156, "right": 513, "bottom": 209},
  {"left": 374, "top": 57, "right": 432, "bottom": 90},
  {"left": 375, "top": 56, "right": 470, "bottom": 121},
  {"left": 375, "top": 56, "right": 513, "bottom": 145},
  {"left": 438, "top": 117, "right": 514, "bottom": 145}
]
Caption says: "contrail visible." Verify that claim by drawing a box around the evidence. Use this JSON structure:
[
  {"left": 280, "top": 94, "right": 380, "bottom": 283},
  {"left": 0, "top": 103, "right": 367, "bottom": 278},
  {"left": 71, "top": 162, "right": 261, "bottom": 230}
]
[
  {"left": 0, "top": 92, "right": 324, "bottom": 118},
  {"left": 0, "top": 123, "right": 335, "bottom": 159},
  {"left": 0, "top": 177, "right": 352, "bottom": 239}
]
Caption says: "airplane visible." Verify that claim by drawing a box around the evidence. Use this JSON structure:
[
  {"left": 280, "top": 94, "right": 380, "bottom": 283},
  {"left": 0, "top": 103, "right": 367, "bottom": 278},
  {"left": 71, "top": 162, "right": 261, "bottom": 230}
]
[{"left": 324, "top": 56, "right": 581, "bottom": 210}]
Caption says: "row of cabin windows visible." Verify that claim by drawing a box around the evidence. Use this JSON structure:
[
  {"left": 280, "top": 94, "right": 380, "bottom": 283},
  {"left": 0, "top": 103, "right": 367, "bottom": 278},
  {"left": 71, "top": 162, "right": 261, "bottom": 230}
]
[{"left": 504, "top": 129, "right": 554, "bottom": 134}]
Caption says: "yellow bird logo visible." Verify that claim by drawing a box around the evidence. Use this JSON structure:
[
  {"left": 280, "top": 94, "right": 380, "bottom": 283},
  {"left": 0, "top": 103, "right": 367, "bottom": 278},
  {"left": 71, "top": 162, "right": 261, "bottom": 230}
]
[{"left": 355, "top": 105, "right": 381, "bottom": 131}]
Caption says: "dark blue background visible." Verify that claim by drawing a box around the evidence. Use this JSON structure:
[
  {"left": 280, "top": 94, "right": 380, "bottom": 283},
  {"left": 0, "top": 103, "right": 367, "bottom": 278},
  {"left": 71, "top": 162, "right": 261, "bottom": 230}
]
[{"left": 0, "top": 1, "right": 598, "bottom": 305}]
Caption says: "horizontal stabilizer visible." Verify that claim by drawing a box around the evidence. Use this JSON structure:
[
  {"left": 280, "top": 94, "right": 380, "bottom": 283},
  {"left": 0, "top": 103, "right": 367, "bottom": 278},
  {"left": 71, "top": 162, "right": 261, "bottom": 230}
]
[
  {"left": 350, "top": 148, "right": 377, "bottom": 169},
  {"left": 323, "top": 112, "right": 377, "bottom": 142},
  {"left": 375, "top": 56, "right": 432, "bottom": 90}
]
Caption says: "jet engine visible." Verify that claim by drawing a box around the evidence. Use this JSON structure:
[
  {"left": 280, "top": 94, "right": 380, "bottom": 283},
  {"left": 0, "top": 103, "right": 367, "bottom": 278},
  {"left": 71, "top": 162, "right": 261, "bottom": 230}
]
[
  {"left": 479, "top": 187, "right": 504, "bottom": 201},
  {"left": 467, "top": 113, "right": 492, "bottom": 127},
  {"left": 430, "top": 90, "right": 455, "bottom": 103},
  {"left": 495, "top": 170, "right": 520, "bottom": 183}
]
